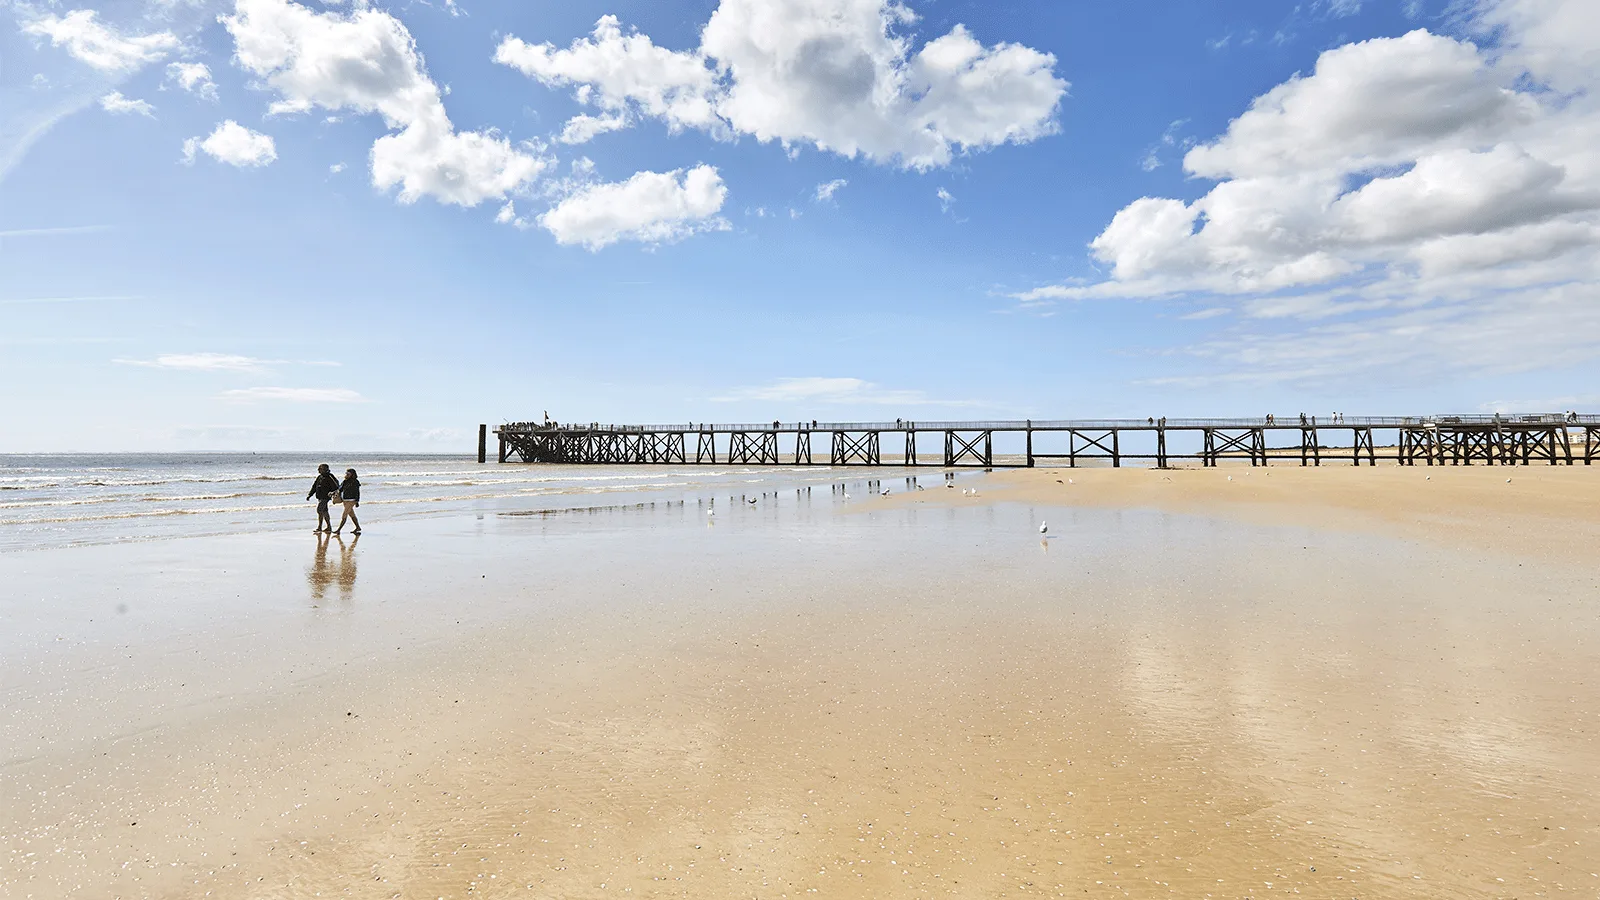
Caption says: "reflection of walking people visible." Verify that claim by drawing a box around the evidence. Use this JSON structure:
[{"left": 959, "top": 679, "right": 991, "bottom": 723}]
[
  {"left": 333, "top": 468, "right": 361, "bottom": 535},
  {"left": 308, "top": 531, "right": 360, "bottom": 603},
  {"left": 307, "top": 464, "right": 339, "bottom": 533}
]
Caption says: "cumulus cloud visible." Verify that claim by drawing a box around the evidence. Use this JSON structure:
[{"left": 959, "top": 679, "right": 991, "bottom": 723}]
[
  {"left": 181, "top": 121, "right": 277, "bottom": 167},
  {"left": 19, "top": 8, "right": 179, "bottom": 73},
  {"left": 221, "top": 0, "right": 549, "bottom": 206},
  {"left": 495, "top": 1, "right": 1068, "bottom": 171},
  {"left": 558, "top": 112, "right": 630, "bottom": 144},
  {"left": 539, "top": 164, "right": 729, "bottom": 250},
  {"left": 496, "top": 15, "right": 720, "bottom": 132},
  {"left": 166, "top": 61, "right": 218, "bottom": 100},
  {"left": 100, "top": 91, "right": 155, "bottom": 117},
  {"left": 1020, "top": 0, "right": 1600, "bottom": 384}
]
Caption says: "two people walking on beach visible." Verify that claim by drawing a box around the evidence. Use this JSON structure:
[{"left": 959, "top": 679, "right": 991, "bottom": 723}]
[{"left": 307, "top": 464, "right": 362, "bottom": 534}]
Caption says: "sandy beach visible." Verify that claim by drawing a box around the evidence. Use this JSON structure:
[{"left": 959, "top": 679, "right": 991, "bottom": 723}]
[{"left": 3, "top": 466, "right": 1598, "bottom": 899}]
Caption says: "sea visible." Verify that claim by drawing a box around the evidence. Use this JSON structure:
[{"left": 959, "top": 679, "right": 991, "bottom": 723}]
[{"left": 0, "top": 453, "right": 913, "bottom": 552}]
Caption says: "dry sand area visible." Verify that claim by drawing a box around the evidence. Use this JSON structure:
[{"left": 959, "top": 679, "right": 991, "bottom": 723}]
[{"left": 3, "top": 466, "right": 1598, "bottom": 899}]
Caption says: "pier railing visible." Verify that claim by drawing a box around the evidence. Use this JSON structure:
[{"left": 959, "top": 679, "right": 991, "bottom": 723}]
[{"left": 500, "top": 414, "right": 1595, "bottom": 433}]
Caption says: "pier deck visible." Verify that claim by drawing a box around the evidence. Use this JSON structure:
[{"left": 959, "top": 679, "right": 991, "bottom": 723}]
[{"left": 491, "top": 414, "right": 1599, "bottom": 468}]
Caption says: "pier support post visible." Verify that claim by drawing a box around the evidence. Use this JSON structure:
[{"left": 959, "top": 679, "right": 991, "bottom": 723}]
[
  {"left": 478, "top": 424, "right": 488, "bottom": 464},
  {"left": 1156, "top": 426, "right": 1167, "bottom": 469},
  {"left": 1301, "top": 428, "right": 1320, "bottom": 466},
  {"left": 1025, "top": 421, "right": 1034, "bottom": 468},
  {"left": 1353, "top": 428, "right": 1376, "bottom": 466}
]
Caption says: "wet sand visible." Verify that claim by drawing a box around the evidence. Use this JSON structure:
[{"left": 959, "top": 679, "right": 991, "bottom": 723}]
[
  {"left": 2, "top": 470, "right": 1598, "bottom": 898},
  {"left": 973, "top": 464, "right": 1600, "bottom": 564}
]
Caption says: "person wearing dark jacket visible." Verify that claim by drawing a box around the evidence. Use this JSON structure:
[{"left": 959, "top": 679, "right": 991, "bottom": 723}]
[
  {"left": 333, "top": 468, "right": 362, "bottom": 535},
  {"left": 306, "top": 463, "right": 339, "bottom": 533}
]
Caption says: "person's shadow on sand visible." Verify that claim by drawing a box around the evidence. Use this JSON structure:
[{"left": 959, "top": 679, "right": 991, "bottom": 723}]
[{"left": 308, "top": 531, "right": 359, "bottom": 605}]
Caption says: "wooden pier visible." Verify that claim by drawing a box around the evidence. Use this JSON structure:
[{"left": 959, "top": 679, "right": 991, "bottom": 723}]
[{"left": 492, "top": 414, "right": 1598, "bottom": 468}]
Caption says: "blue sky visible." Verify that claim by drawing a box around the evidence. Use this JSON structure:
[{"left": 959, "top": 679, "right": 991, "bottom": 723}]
[{"left": 2, "top": 0, "right": 1598, "bottom": 451}]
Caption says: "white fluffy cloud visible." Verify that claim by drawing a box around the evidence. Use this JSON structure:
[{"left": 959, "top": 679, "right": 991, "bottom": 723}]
[
  {"left": 1021, "top": 0, "right": 1600, "bottom": 384},
  {"left": 100, "top": 91, "right": 155, "bottom": 117},
  {"left": 19, "top": 8, "right": 178, "bottom": 73},
  {"left": 166, "top": 61, "right": 218, "bottom": 100},
  {"left": 558, "top": 112, "right": 631, "bottom": 145},
  {"left": 182, "top": 121, "right": 277, "bottom": 167},
  {"left": 539, "top": 164, "right": 729, "bottom": 250},
  {"left": 221, "top": 0, "right": 548, "bottom": 206},
  {"left": 495, "top": 0, "right": 1067, "bottom": 170},
  {"left": 495, "top": 15, "right": 720, "bottom": 136}
]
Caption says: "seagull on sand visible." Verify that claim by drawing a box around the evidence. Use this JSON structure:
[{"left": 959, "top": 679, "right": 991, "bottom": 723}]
[
  {"left": 1039, "top": 521, "right": 1049, "bottom": 535},
  {"left": 881, "top": 489, "right": 891, "bottom": 496}
]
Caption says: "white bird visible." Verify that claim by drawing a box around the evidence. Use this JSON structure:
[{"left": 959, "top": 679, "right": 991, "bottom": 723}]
[
  {"left": 1425, "top": 476, "right": 1431, "bottom": 481},
  {"left": 1506, "top": 478, "right": 1512, "bottom": 483},
  {"left": 843, "top": 492, "right": 852, "bottom": 499},
  {"left": 1068, "top": 479, "right": 1074, "bottom": 485},
  {"left": 747, "top": 496, "right": 758, "bottom": 504},
  {"left": 1039, "top": 521, "right": 1049, "bottom": 535},
  {"left": 881, "top": 489, "right": 891, "bottom": 496},
  {"left": 707, "top": 508, "right": 715, "bottom": 517},
  {"left": 1227, "top": 475, "right": 1233, "bottom": 482}
]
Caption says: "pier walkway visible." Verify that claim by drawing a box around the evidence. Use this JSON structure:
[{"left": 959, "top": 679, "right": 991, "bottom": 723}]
[{"left": 488, "top": 414, "right": 1599, "bottom": 468}]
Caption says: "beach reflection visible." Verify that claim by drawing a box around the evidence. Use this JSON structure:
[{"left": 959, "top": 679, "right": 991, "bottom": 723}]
[{"left": 308, "top": 532, "right": 359, "bottom": 603}]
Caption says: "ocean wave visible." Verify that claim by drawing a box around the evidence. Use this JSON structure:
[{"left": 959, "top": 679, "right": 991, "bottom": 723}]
[
  {"left": 136, "top": 492, "right": 251, "bottom": 502},
  {"left": 0, "top": 495, "right": 130, "bottom": 510}
]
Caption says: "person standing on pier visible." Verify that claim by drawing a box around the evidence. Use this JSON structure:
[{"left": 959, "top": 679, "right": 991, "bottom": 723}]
[
  {"left": 333, "top": 469, "right": 362, "bottom": 535},
  {"left": 306, "top": 463, "right": 340, "bottom": 533}
]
